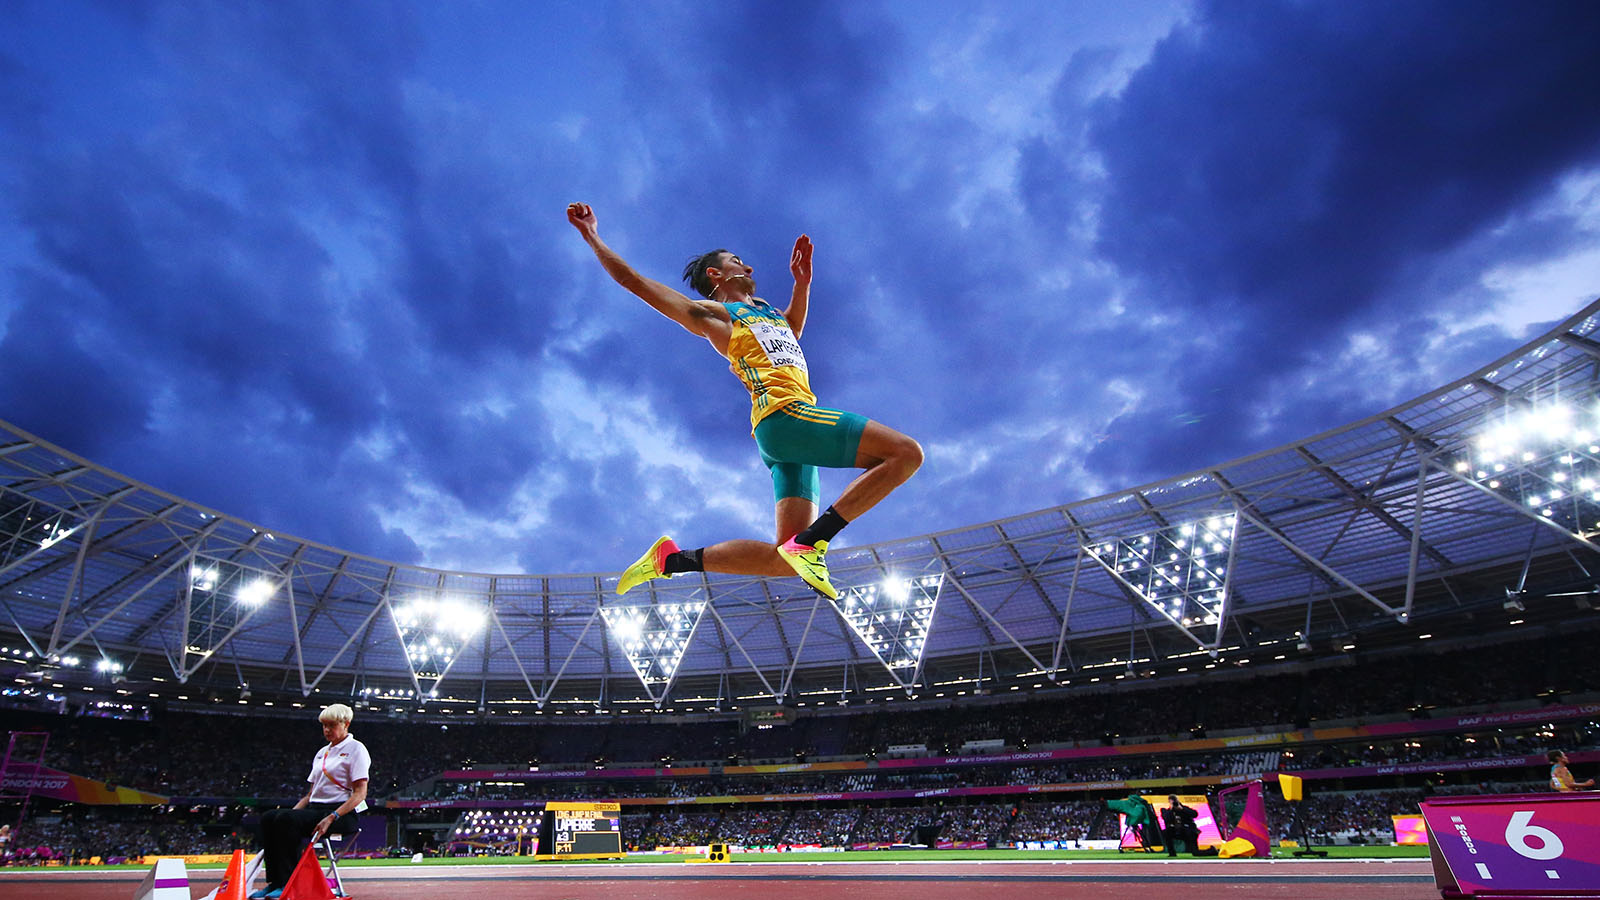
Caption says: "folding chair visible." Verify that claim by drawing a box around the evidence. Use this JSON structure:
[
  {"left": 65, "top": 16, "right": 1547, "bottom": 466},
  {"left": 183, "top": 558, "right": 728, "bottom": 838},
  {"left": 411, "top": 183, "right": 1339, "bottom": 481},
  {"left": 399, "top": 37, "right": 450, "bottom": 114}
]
[{"left": 317, "top": 817, "right": 361, "bottom": 898}]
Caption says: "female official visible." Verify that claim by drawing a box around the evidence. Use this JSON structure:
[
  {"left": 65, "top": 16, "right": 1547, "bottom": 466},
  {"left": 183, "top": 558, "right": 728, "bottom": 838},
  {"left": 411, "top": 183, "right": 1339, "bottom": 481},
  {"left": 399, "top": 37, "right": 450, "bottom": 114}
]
[{"left": 252, "top": 704, "right": 370, "bottom": 899}]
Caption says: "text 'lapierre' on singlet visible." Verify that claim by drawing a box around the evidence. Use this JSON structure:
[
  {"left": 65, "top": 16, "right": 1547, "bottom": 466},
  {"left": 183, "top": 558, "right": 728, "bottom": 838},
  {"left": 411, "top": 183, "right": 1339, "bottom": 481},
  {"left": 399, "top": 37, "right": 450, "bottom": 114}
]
[{"left": 722, "top": 299, "right": 816, "bottom": 430}]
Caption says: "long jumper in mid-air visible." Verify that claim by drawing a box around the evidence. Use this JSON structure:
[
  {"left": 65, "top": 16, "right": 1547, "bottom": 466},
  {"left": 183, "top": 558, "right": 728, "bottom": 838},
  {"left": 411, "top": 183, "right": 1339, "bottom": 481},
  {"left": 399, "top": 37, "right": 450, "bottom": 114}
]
[{"left": 566, "top": 202, "right": 922, "bottom": 599}]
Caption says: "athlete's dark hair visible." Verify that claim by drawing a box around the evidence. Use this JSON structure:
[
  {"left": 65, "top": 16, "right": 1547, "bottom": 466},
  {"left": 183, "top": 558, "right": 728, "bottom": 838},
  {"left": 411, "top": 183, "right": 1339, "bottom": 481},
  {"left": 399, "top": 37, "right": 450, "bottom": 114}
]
[
  {"left": 682, "top": 248, "right": 730, "bottom": 299},
  {"left": 1549, "top": 749, "right": 1565, "bottom": 763}
]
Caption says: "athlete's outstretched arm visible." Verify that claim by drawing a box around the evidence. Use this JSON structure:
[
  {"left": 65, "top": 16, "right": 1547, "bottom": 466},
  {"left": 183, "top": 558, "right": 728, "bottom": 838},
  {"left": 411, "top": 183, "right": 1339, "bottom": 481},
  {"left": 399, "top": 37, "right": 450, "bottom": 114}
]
[
  {"left": 785, "top": 233, "right": 812, "bottom": 337},
  {"left": 567, "top": 203, "right": 726, "bottom": 340}
]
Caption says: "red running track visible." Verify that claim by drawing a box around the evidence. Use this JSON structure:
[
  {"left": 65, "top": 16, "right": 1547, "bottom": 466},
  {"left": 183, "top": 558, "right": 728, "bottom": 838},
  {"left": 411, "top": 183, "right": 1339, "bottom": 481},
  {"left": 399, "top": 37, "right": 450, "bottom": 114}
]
[{"left": 0, "top": 858, "right": 1443, "bottom": 900}]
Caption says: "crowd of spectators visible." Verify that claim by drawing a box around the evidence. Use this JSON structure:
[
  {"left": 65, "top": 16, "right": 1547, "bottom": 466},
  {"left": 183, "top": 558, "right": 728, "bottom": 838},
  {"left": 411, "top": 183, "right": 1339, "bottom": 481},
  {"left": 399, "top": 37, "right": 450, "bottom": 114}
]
[
  {"left": 3, "top": 629, "right": 1592, "bottom": 806},
  {"left": 2, "top": 777, "right": 1565, "bottom": 862},
  {"left": 419, "top": 724, "right": 1598, "bottom": 806},
  {"left": 636, "top": 810, "right": 722, "bottom": 848},
  {"left": 850, "top": 806, "right": 931, "bottom": 843},
  {"left": 937, "top": 803, "right": 1011, "bottom": 843},
  {"left": 783, "top": 808, "right": 857, "bottom": 845},
  {"left": 836, "top": 630, "right": 1599, "bottom": 756},
  {"left": 3, "top": 627, "right": 1597, "bottom": 862},
  {"left": 2, "top": 807, "right": 239, "bottom": 863},
  {"left": 1280, "top": 726, "right": 1589, "bottom": 771},
  {"left": 1008, "top": 802, "right": 1097, "bottom": 842}
]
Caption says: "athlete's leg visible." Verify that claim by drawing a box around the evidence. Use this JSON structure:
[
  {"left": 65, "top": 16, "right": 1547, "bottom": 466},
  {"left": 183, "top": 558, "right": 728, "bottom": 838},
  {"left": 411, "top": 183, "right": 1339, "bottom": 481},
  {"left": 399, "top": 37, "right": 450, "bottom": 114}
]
[
  {"left": 618, "top": 461, "right": 818, "bottom": 592},
  {"left": 756, "top": 411, "right": 919, "bottom": 599},
  {"left": 775, "top": 495, "right": 817, "bottom": 544},
  {"left": 699, "top": 497, "right": 816, "bottom": 575},
  {"left": 827, "top": 420, "right": 923, "bottom": 521}
]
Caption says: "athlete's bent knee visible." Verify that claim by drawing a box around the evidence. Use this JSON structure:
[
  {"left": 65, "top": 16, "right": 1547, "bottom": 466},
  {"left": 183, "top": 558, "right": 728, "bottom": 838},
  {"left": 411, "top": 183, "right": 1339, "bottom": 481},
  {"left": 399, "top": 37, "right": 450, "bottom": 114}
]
[
  {"left": 888, "top": 435, "right": 923, "bottom": 479},
  {"left": 901, "top": 437, "right": 924, "bottom": 474}
]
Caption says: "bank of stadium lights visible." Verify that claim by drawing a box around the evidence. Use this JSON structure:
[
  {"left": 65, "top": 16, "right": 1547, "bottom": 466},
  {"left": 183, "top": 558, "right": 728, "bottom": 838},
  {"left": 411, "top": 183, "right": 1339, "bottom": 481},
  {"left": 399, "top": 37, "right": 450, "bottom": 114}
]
[
  {"left": 392, "top": 597, "right": 486, "bottom": 679},
  {"left": 358, "top": 686, "right": 417, "bottom": 701},
  {"left": 0, "top": 502, "right": 81, "bottom": 567},
  {"left": 601, "top": 602, "right": 705, "bottom": 693},
  {"left": 834, "top": 574, "right": 943, "bottom": 680},
  {"left": 36, "top": 521, "right": 76, "bottom": 550},
  {"left": 1086, "top": 515, "right": 1235, "bottom": 629},
  {"left": 183, "top": 561, "right": 279, "bottom": 663},
  {"left": 1456, "top": 401, "right": 1600, "bottom": 535},
  {"left": 188, "top": 564, "right": 277, "bottom": 607}
]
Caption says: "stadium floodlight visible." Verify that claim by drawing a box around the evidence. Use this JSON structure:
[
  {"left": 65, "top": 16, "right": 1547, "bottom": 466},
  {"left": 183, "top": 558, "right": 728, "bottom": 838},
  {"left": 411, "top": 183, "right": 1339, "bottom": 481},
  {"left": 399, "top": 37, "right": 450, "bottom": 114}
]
[
  {"left": 1455, "top": 401, "right": 1600, "bottom": 536},
  {"left": 1084, "top": 514, "right": 1237, "bottom": 642},
  {"left": 0, "top": 498, "right": 82, "bottom": 569},
  {"left": 392, "top": 595, "right": 487, "bottom": 686},
  {"left": 830, "top": 573, "right": 943, "bottom": 690},
  {"left": 235, "top": 578, "right": 276, "bottom": 606},
  {"left": 180, "top": 556, "right": 281, "bottom": 678},
  {"left": 601, "top": 601, "right": 706, "bottom": 703}
]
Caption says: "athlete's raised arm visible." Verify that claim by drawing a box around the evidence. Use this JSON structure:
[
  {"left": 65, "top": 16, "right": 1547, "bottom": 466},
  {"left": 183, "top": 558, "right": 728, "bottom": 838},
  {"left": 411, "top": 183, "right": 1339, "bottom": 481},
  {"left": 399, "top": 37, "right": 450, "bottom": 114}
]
[
  {"left": 567, "top": 203, "right": 728, "bottom": 341},
  {"left": 785, "top": 233, "right": 812, "bottom": 338}
]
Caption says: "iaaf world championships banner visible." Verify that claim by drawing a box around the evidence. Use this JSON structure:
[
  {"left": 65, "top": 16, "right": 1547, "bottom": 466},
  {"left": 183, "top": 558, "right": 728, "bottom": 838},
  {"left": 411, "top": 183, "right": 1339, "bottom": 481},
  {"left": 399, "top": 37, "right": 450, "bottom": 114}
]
[{"left": 1, "top": 762, "right": 170, "bottom": 805}]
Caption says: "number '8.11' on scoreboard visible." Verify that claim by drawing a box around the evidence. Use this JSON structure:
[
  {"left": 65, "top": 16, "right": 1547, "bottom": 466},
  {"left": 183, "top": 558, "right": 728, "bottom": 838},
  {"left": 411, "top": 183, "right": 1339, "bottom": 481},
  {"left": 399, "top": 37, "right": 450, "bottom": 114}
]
[{"left": 535, "top": 801, "right": 623, "bottom": 860}]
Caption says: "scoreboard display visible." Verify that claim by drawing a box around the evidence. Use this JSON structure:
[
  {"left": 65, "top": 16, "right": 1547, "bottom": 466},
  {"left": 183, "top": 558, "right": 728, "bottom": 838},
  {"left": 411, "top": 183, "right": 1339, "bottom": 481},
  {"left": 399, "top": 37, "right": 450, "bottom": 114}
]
[{"left": 535, "top": 801, "right": 623, "bottom": 860}]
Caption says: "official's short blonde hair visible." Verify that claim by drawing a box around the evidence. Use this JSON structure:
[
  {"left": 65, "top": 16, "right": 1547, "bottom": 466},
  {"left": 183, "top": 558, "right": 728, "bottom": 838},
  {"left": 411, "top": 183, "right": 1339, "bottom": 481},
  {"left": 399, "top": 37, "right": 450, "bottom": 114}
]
[{"left": 318, "top": 703, "right": 354, "bottom": 725}]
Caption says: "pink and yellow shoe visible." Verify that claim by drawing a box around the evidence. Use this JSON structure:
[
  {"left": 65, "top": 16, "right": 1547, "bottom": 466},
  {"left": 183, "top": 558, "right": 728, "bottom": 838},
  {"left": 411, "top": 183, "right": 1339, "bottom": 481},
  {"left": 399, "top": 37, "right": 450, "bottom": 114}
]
[
  {"left": 777, "top": 536, "right": 837, "bottom": 599},
  {"left": 617, "top": 536, "right": 680, "bottom": 595}
]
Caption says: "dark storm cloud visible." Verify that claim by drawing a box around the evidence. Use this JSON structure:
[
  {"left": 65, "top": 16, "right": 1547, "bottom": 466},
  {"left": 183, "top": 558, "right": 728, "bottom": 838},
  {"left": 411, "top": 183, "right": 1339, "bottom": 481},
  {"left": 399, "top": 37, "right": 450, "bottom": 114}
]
[
  {"left": 6, "top": 0, "right": 1594, "bottom": 575},
  {"left": 1075, "top": 0, "right": 1600, "bottom": 482},
  {"left": 0, "top": 270, "right": 150, "bottom": 456},
  {"left": 0, "top": 0, "right": 564, "bottom": 560},
  {"left": 1094, "top": 0, "right": 1600, "bottom": 325}
]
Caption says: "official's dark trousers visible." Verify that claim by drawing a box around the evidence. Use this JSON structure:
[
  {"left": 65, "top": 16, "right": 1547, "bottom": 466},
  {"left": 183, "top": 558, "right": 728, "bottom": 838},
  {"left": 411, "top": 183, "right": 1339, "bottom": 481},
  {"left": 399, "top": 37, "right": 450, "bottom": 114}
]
[
  {"left": 1163, "top": 824, "right": 1200, "bottom": 856},
  {"left": 259, "top": 802, "right": 351, "bottom": 888}
]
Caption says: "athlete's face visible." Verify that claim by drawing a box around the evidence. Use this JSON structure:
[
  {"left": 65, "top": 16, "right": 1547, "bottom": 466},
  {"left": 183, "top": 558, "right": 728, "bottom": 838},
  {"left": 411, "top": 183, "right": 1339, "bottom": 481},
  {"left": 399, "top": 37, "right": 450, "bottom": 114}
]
[{"left": 710, "top": 252, "right": 755, "bottom": 297}]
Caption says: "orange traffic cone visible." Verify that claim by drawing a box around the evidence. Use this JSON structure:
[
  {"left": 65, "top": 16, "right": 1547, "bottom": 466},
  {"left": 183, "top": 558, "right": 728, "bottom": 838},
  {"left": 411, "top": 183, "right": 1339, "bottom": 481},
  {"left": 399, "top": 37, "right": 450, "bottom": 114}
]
[
  {"left": 279, "top": 842, "right": 334, "bottom": 900},
  {"left": 216, "top": 849, "right": 248, "bottom": 900}
]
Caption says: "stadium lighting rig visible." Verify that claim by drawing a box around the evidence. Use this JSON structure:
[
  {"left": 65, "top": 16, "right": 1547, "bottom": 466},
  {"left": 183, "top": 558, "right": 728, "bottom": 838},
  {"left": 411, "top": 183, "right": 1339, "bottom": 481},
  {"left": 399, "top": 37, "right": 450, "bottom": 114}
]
[
  {"left": 1454, "top": 401, "right": 1600, "bottom": 537},
  {"left": 0, "top": 499, "right": 81, "bottom": 570},
  {"left": 181, "top": 557, "right": 281, "bottom": 678},
  {"left": 600, "top": 601, "right": 706, "bottom": 703},
  {"left": 390, "top": 596, "right": 487, "bottom": 690},
  {"left": 1083, "top": 514, "right": 1237, "bottom": 645},
  {"left": 831, "top": 573, "right": 943, "bottom": 690}
]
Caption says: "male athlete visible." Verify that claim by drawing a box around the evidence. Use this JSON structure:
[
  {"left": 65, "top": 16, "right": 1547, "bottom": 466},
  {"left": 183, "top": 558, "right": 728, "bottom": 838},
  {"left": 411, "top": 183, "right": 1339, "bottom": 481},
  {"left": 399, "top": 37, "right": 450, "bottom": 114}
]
[
  {"left": 566, "top": 202, "right": 922, "bottom": 599},
  {"left": 1549, "top": 749, "right": 1594, "bottom": 791}
]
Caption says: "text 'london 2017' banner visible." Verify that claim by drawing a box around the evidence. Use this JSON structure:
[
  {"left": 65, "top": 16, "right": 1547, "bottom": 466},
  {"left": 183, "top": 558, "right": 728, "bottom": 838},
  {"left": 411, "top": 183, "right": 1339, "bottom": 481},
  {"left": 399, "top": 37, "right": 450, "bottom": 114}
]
[{"left": 2, "top": 762, "right": 169, "bottom": 805}]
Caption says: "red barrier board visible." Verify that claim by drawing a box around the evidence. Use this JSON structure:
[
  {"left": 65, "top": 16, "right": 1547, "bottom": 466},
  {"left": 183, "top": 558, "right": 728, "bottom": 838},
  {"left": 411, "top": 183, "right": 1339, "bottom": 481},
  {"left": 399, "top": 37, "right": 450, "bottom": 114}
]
[{"left": 1419, "top": 793, "right": 1600, "bottom": 898}]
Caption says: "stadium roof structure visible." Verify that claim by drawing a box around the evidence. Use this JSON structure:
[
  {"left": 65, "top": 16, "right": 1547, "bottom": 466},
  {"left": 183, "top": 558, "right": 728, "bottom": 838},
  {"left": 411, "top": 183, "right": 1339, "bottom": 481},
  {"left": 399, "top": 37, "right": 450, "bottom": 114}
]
[{"left": 4, "top": 299, "right": 1600, "bottom": 717}]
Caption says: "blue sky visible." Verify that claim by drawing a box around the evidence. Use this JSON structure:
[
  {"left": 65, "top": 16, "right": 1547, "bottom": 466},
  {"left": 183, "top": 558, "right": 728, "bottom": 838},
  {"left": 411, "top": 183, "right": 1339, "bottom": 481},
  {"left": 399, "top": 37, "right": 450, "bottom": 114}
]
[{"left": 2, "top": 0, "right": 1599, "bottom": 575}]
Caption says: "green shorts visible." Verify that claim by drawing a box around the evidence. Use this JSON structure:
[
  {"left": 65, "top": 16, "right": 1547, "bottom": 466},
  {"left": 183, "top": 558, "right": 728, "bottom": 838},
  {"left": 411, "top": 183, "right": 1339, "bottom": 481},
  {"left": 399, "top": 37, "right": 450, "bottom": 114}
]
[{"left": 753, "top": 402, "right": 869, "bottom": 504}]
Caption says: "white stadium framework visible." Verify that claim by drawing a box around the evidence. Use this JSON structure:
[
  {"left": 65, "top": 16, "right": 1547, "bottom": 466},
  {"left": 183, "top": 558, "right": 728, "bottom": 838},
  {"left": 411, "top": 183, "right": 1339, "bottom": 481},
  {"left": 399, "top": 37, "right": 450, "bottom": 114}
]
[{"left": 4, "top": 298, "right": 1600, "bottom": 718}]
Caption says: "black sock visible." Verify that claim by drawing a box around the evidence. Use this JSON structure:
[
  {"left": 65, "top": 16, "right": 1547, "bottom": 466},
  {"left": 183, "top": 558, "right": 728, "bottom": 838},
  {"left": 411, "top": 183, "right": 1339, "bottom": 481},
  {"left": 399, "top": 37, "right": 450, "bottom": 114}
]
[
  {"left": 662, "top": 548, "right": 704, "bottom": 574},
  {"left": 795, "top": 507, "right": 849, "bottom": 547}
]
